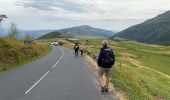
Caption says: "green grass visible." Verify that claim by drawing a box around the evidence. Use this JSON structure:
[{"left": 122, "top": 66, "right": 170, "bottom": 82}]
[
  {"left": 117, "top": 41, "right": 170, "bottom": 75},
  {"left": 77, "top": 39, "right": 170, "bottom": 100},
  {"left": 0, "top": 37, "right": 51, "bottom": 72}
]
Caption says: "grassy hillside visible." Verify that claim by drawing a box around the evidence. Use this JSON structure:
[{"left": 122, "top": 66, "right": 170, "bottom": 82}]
[
  {"left": 83, "top": 39, "right": 170, "bottom": 100},
  {"left": 38, "top": 31, "right": 71, "bottom": 39},
  {"left": 114, "top": 11, "right": 170, "bottom": 46},
  {"left": 0, "top": 37, "right": 51, "bottom": 72}
]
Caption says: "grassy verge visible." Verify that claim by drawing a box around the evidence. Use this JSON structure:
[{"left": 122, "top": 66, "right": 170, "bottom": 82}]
[{"left": 0, "top": 37, "right": 52, "bottom": 72}]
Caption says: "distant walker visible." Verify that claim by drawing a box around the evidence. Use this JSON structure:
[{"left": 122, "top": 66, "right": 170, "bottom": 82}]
[
  {"left": 80, "top": 43, "right": 85, "bottom": 56},
  {"left": 74, "top": 43, "right": 79, "bottom": 57}
]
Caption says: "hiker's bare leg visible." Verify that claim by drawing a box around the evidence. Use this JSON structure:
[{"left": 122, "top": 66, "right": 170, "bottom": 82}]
[
  {"left": 98, "top": 76, "right": 105, "bottom": 87},
  {"left": 106, "top": 76, "right": 110, "bottom": 88}
]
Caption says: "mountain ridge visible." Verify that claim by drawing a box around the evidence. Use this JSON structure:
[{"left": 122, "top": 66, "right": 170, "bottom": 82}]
[
  {"left": 38, "top": 25, "right": 115, "bottom": 39},
  {"left": 113, "top": 11, "right": 170, "bottom": 46}
]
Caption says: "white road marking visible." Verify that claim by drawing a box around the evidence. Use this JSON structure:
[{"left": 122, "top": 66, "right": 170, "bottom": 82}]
[
  {"left": 52, "top": 60, "right": 60, "bottom": 68},
  {"left": 52, "top": 47, "right": 64, "bottom": 68},
  {"left": 25, "top": 47, "right": 64, "bottom": 94},
  {"left": 25, "top": 71, "right": 50, "bottom": 94}
]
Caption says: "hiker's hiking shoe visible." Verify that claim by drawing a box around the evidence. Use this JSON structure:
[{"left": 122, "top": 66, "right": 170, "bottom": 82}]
[
  {"left": 104, "top": 86, "right": 108, "bottom": 93},
  {"left": 101, "top": 87, "right": 105, "bottom": 93},
  {"left": 101, "top": 86, "right": 109, "bottom": 93}
]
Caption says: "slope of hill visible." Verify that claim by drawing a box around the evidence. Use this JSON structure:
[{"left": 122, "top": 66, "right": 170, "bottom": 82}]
[
  {"left": 0, "top": 37, "right": 50, "bottom": 72},
  {"left": 38, "top": 31, "right": 71, "bottom": 39},
  {"left": 38, "top": 25, "right": 115, "bottom": 39},
  {"left": 114, "top": 11, "right": 170, "bottom": 45}
]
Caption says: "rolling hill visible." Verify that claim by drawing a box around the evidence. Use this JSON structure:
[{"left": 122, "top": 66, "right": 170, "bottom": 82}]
[
  {"left": 38, "top": 31, "right": 71, "bottom": 39},
  {"left": 38, "top": 25, "right": 115, "bottom": 39},
  {"left": 113, "top": 11, "right": 170, "bottom": 46}
]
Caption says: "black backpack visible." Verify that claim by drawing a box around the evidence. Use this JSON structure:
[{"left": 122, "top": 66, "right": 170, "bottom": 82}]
[
  {"left": 74, "top": 45, "right": 79, "bottom": 50},
  {"left": 102, "top": 48, "right": 115, "bottom": 66}
]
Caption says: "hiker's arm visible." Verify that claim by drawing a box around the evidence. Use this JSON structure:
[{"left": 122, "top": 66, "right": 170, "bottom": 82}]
[
  {"left": 97, "top": 49, "right": 102, "bottom": 66},
  {"left": 111, "top": 49, "right": 116, "bottom": 65},
  {"left": 74, "top": 45, "right": 76, "bottom": 49}
]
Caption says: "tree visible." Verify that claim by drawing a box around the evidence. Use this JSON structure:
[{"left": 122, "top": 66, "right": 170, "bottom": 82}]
[
  {"left": 0, "top": 14, "right": 7, "bottom": 23},
  {"left": 0, "top": 14, "right": 7, "bottom": 33},
  {"left": 8, "top": 23, "right": 18, "bottom": 38}
]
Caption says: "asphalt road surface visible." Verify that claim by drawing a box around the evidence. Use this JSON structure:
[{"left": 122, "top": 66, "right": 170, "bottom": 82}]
[{"left": 0, "top": 46, "right": 115, "bottom": 100}]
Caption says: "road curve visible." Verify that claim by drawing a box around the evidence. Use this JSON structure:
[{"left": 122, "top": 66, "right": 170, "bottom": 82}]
[{"left": 0, "top": 46, "right": 114, "bottom": 100}]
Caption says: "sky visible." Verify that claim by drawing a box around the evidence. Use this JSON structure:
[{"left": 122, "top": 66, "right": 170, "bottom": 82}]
[{"left": 0, "top": 0, "right": 170, "bottom": 31}]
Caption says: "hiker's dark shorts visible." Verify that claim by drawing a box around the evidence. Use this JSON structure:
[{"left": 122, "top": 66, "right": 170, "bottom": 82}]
[{"left": 98, "top": 67, "right": 112, "bottom": 77}]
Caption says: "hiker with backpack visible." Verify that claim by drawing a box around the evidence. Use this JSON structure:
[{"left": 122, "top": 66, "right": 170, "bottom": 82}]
[
  {"left": 74, "top": 43, "right": 79, "bottom": 57},
  {"left": 80, "top": 43, "right": 85, "bottom": 56},
  {"left": 97, "top": 40, "right": 115, "bottom": 93}
]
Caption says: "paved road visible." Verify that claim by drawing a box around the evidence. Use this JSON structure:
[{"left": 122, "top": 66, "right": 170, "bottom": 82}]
[{"left": 0, "top": 46, "right": 114, "bottom": 100}]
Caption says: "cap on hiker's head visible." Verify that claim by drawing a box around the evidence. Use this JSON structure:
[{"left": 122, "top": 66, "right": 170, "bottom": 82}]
[{"left": 102, "top": 40, "right": 108, "bottom": 46}]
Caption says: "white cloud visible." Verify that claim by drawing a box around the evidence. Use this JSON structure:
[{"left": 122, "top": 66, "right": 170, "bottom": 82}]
[{"left": 0, "top": 0, "right": 170, "bottom": 31}]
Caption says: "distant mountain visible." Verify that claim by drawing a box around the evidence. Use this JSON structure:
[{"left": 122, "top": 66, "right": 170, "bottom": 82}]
[
  {"left": 38, "top": 25, "right": 115, "bottom": 39},
  {"left": 58, "top": 25, "right": 115, "bottom": 38},
  {"left": 0, "top": 28, "right": 8, "bottom": 36},
  {"left": 114, "top": 11, "right": 170, "bottom": 45},
  {"left": 18, "top": 30, "right": 55, "bottom": 39},
  {"left": 0, "top": 29, "right": 55, "bottom": 39}
]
